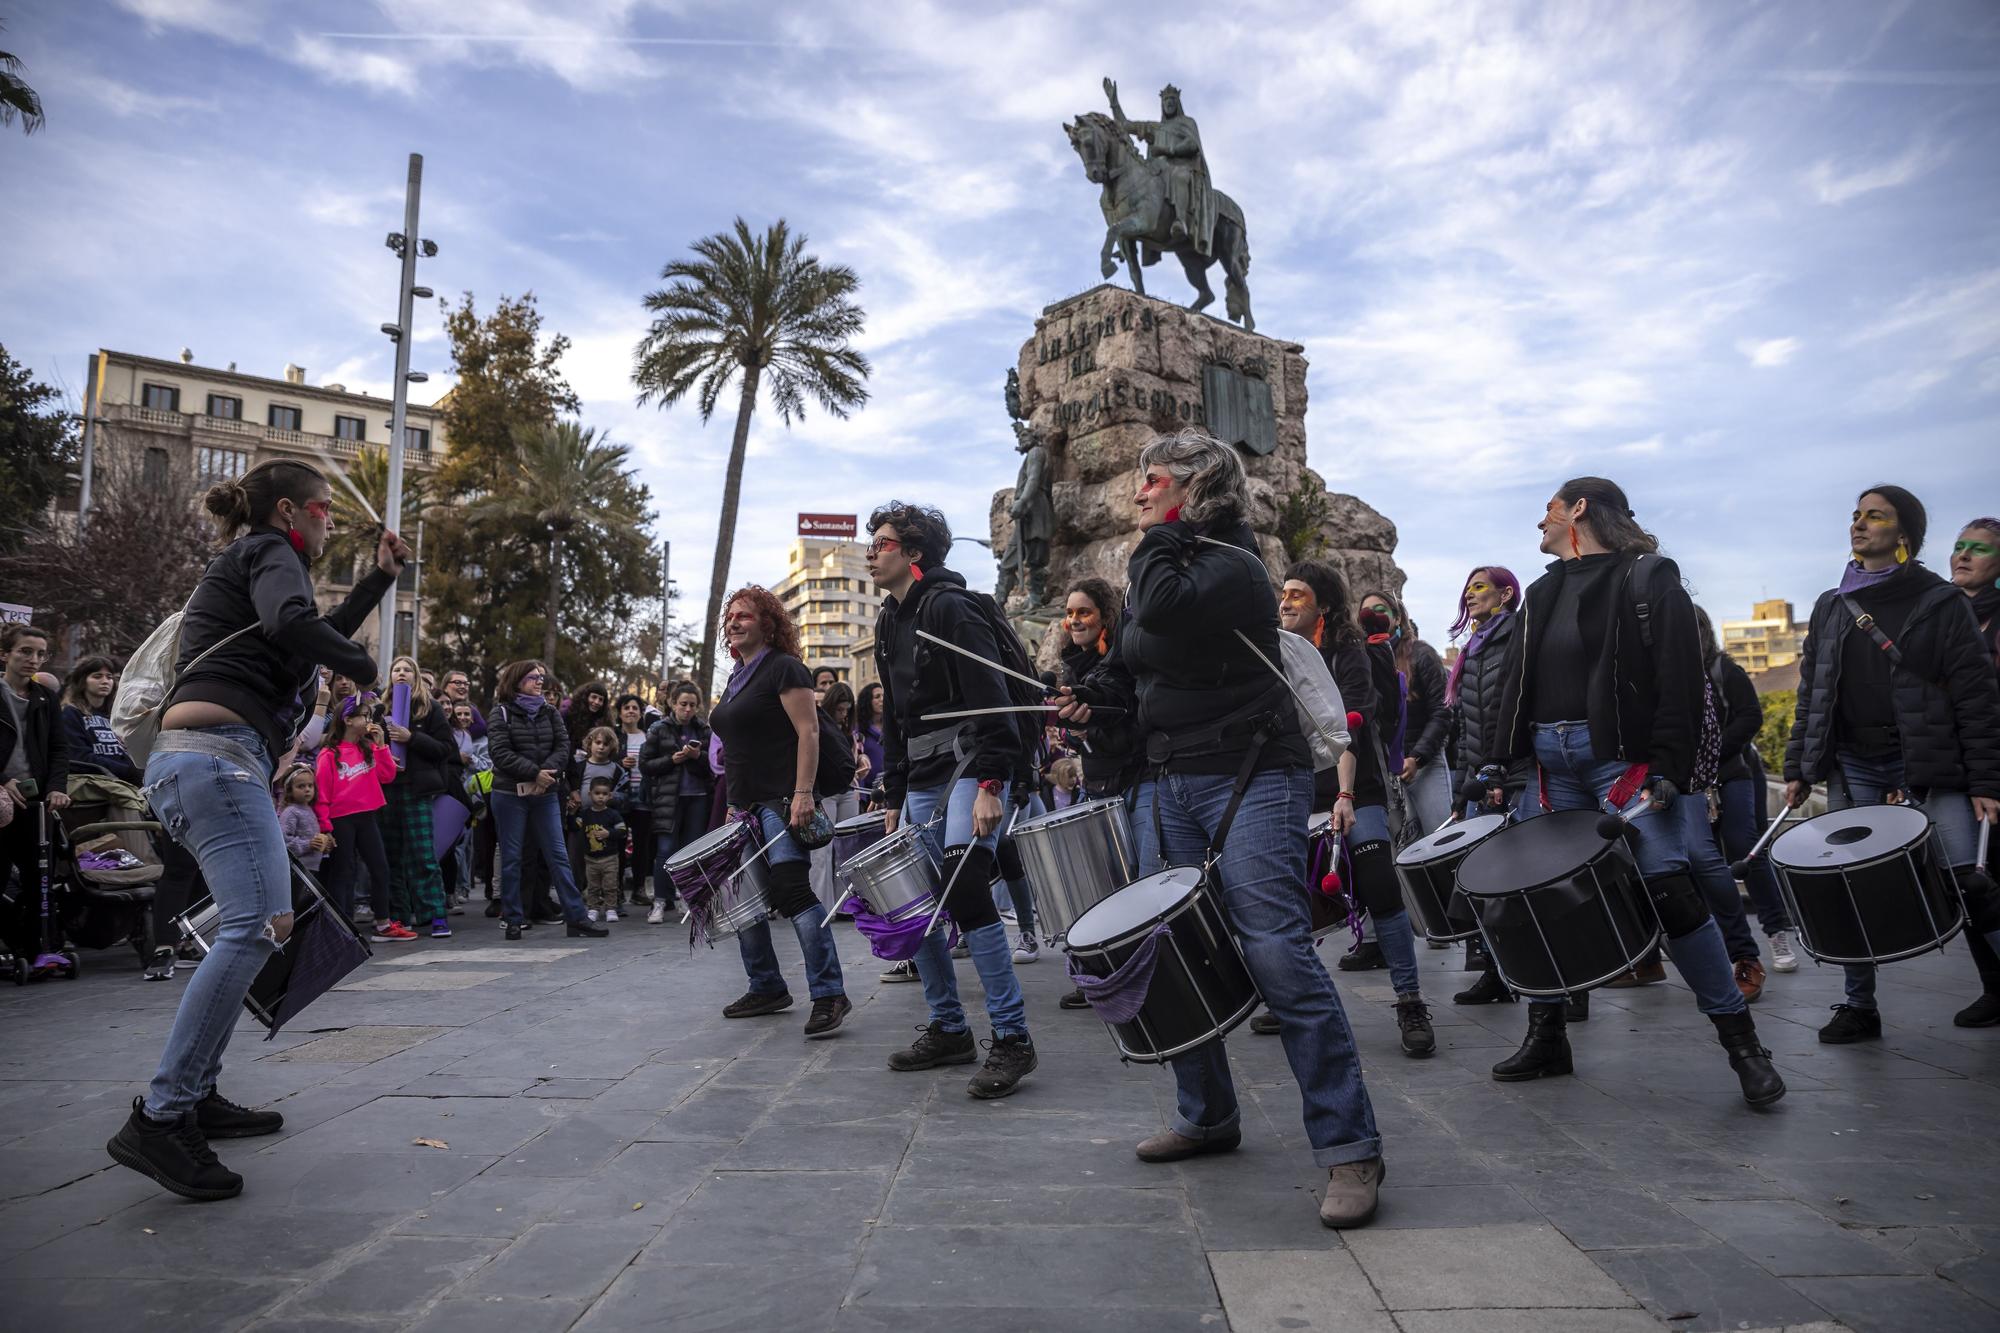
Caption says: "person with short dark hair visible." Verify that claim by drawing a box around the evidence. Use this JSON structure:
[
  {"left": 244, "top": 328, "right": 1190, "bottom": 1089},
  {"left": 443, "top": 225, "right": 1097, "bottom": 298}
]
[
  {"left": 488, "top": 659, "right": 606, "bottom": 942},
  {"left": 2, "top": 623, "right": 72, "bottom": 964},
  {"left": 811, "top": 665, "right": 839, "bottom": 703},
  {"left": 578, "top": 776, "right": 627, "bottom": 920},
  {"left": 641, "top": 681, "right": 714, "bottom": 923}
]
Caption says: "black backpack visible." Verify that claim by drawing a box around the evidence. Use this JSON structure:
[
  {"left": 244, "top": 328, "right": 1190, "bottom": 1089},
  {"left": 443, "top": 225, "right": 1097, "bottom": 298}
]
[
  {"left": 917, "top": 584, "right": 1047, "bottom": 765},
  {"left": 814, "top": 711, "right": 859, "bottom": 799}
]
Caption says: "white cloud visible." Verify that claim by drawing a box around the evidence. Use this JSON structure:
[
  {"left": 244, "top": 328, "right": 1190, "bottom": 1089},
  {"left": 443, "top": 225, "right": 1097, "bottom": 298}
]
[
  {"left": 1803, "top": 139, "right": 1947, "bottom": 205},
  {"left": 1737, "top": 336, "right": 1800, "bottom": 368}
]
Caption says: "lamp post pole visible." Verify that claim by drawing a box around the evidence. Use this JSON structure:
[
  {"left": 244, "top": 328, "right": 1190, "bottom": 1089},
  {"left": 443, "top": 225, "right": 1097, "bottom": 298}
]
[{"left": 376, "top": 153, "right": 438, "bottom": 678}]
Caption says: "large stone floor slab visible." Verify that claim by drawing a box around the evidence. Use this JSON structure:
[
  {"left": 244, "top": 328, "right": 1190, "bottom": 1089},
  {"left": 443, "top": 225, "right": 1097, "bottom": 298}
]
[{"left": 2, "top": 896, "right": 1997, "bottom": 1328}]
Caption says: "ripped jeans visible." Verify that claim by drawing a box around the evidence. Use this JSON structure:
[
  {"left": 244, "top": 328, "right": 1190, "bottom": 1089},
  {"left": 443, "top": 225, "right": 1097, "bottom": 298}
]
[{"left": 141, "top": 725, "right": 291, "bottom": 1120}]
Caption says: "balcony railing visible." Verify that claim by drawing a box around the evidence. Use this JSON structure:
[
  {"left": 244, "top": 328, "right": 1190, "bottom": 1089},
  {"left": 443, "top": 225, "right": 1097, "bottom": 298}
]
[{"left": 100, "top": 402, "right": 438, "bottom": 469}]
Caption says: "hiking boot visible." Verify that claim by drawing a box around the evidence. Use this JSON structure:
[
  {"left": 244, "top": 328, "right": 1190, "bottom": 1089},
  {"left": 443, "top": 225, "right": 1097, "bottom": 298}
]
[
  {"left": 194, "top": 1088, "right": 283, "bottom": 1139},
  {"left": 1453, "top": 969, "right": 1515, "bottom": 1005},
  {"left": 1320, "top": 1157, "right": 1385, "bottom": 1229},
  {"left": 1492, "top": 1004, "right": 1572, "bottom": 1081},
  {"left": 142, "top": 947, "right": 176, "bottom": 981},
  {"left": 1249, "top": 1011, "right": 1280, "bottom": 1035},
  {"left": 1711, "top": 1010, "right": 1786, "bottom": 1107},
  {"left": 887, "top": 1020, "right": 977, "bottom": 1071},
  {"left": 1768, "top": 930, "right": 1799, "bottom": 972},
  {"left": 107, "top": 1098, "right": 242, "bottom": 1201},
  {"left": 1136, "top": 1127, "right": 1241, "bottom": 1163},
  {"left": 1734, "top": 957, "right": 1766, "bottom": 1003},
  {"left": 880, "top": 960, "right": 919, "bottom": 983},
  {"left": 1605, "top": 959, "right": 1666, "bottom": 988},
  {"left": 1818, "top": 1004, "right": 1882, "bottom": 1044},
  {"left": 722, "top": 990, "right": 794, "bottom": 1019},
  {"left": 1395, "top": 997, "right": 1435, "bottom": 1058},
  {"left": 804, "top": 995, "right": 852, "bottom": 1039},
  {"left": 967, "top": 1032, "right": 1037, "bottom": 1099},
  {"left": 1954, "top": 991, "right": 2000, "bottom": 1028},
  {"left": 1337, "top": 941, "right": 1386, "bottom": 972},
  {"left": 1012, "top": 934, "right": 1040, "bottom": 964},
  {"left": 1058, "top": 986, "right": 1090, "bottom": 1010}
]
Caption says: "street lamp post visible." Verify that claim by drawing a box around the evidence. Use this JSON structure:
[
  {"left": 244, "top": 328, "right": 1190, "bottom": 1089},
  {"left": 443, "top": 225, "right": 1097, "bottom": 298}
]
[{"left": 376, "top": 151, "right": 438, "bottom": 681}]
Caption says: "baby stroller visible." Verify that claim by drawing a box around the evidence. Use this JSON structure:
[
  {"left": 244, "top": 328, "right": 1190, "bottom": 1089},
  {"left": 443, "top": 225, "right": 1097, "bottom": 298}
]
[{"left": 51, "top": 773, "right": 164, "bottom": 976}]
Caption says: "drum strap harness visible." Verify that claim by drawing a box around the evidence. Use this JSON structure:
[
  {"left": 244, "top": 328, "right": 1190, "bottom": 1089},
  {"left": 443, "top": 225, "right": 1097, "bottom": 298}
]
[
  {"left": 1840, "top": 594, "right": 1948, "bottom": 696},
  {"left": 1144, "top": 680, "right": 1290, "bottom": 871}
]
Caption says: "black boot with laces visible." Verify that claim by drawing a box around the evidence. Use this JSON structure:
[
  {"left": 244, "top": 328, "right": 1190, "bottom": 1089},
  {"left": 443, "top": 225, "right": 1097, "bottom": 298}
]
[
  {"left": 1395, "top": 997, "right": 1436, "bottom": 1058},
  {"left": 967, "top": 1031, "right": 1038, "bottom": 1099},
  {"left": 107, "top": 1098, "right": 243, "bottom": 1201},
  {"left": 195, "top": 1088, "right": 283, "bottom": 1139},
  {"left": 887, "top": 1020, "right": 977, "bottom": 1071}
]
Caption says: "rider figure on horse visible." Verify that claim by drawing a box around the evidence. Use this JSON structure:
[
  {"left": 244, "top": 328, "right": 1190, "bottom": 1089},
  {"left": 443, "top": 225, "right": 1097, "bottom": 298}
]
[{"left": 1105, "top": 77, "right": 1215, "bottom": 257}]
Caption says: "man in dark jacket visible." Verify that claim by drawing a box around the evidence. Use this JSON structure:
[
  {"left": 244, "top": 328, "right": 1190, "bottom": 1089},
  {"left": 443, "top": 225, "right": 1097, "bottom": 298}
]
[
  {"left": 1483, "top": 477, "right": 1784, "bottom": 1107},
  {"left": 866, "top": 501, "right": 1037, "bottom": 1100},
  {"left": 1783, "top": 485, "right": 2000, "bottom": 1038},
  {"left": 1, "top": 623, "right": 71, "bottom": 963}
]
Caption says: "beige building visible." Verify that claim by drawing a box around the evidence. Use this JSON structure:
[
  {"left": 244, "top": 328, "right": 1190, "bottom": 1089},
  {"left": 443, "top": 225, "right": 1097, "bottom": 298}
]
[
  {"left": 774, "top": 536, "right": 883, "bottom": 686},
  {"left": 1721, "top": 598, "right": 1805, "bottom": 674},
  {"left": 83, "top": 348, "right": 447, "bottom": 656}
]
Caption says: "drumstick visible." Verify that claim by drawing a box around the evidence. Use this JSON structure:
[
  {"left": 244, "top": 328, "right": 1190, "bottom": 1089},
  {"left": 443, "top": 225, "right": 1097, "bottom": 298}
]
[
  {"left": 921, "top": 704, "right": 1127, "bottom": 720},
  {"left": 726, "top": 826, "right": 794, "bottom": 888},
  {"left": 916, "top": 630, "right": 1049, "bottom": 694},
  {"left": 1728, "top": 806, "right": 1802, "bottom": 879}
]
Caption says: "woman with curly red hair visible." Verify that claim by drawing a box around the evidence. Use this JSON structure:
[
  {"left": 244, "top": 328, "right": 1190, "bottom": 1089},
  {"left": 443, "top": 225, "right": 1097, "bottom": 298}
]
[{"left": 705, "top": 586, "right": 851, "bottom": 1038}]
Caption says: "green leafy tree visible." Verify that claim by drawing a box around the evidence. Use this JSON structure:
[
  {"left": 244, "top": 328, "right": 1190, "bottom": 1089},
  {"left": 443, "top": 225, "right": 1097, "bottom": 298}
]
[
  {"left": 1, "top": 21, "right": 45, "bottom": 136},
  {"left": 1276, "top": 473, "right": 1331, "bottom": 562},
  {"left": 0, "top": 345, "right": 78, "bottom": 552},
  {"left": 633, "top": 218, "right": 870, "bottom": 687},
  {"left": 1756, "top": 687, "right": 1797, "bottom": 775}
]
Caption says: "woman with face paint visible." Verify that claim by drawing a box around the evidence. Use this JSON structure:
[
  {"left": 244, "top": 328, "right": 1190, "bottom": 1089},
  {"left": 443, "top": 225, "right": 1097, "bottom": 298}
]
[
  {"left": 1950, "top": 517, "right": 2000, "bottom": 1022},
  {"left": 1443, "top": 565, "right": 1526, "bottom": 1005}
]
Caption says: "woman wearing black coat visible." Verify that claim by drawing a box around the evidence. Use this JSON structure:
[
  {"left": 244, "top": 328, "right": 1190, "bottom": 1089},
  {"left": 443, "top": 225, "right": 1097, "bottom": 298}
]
[
  {"left": 487, "top": 659, "right": 605, "bottom": 942},
  {"left": 639, "top": 681, "right": 714, "bottom": 920}
]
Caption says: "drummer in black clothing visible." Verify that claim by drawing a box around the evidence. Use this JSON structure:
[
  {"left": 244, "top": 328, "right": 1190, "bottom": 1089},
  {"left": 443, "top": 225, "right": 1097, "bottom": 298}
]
[
  {"left": 1484, "top": 476, "right": 1785, "bottom": 1106},
  {"left": 1782, "top": 486, "right": 2000, "bottom": 1039},
  {"left": 1060, "top": 428, "right": 1385, "bottom": 1229}
]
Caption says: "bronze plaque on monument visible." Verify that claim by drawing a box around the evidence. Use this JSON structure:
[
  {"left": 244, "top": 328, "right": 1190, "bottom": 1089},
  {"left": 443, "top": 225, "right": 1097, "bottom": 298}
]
[{"left": 1201, "top": 362, "right": 1276, "bottom": 457}]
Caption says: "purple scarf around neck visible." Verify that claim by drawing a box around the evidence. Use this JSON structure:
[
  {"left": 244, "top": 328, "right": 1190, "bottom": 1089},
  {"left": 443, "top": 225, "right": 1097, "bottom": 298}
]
[
  {"left": 1837, "top": 560, "right": 1904, "bottom": 596},
  {"left": 513, "top": 692, "right": 546, "bottom": 717},
  {"left": 722, "top": 647, "right": 771, "bottom": 703}
]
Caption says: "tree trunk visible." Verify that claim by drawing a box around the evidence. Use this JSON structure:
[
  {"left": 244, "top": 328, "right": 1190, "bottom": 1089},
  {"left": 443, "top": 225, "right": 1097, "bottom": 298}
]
[
  {"left": 698, "top": 366, "right": 762, "bottom": 694},
  {"left": 543, "top": 530, "right": 562, "bottom": 668}
]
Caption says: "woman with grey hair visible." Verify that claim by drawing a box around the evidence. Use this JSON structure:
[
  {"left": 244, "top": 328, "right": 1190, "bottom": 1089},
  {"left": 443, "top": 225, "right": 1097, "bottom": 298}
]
[{"left": 1059, "top": 427, "right": 1386, "bottom": 1230}]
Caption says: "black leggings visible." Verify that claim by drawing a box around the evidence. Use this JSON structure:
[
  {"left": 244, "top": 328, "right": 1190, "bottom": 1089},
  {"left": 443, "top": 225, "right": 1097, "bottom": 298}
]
[
  {"left": 939, "top": 844, "right": 1002, "bottom": 932},
  {"left": 326, "top": 813, "right": 389, "bottom": 921}
]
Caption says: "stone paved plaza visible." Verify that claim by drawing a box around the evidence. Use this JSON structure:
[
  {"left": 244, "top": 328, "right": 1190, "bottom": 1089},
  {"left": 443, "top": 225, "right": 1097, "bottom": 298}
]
[{"left": 3, "top": 912, "right": 1998, "bottom": 1332}]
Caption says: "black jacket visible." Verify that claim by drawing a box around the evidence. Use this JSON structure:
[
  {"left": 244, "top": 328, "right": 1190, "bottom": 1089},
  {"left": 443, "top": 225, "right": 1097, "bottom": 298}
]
[
  {"left": 390, "top": 701, "right": 457, "bottom": 798},
  {"left": 1446, "top": 611, "right": 1520, "bottom": 780},
  {"left": 1404, "top": 640, "right": 1449, "bottom": 768},
  {"left": 1076, "top": 517, "right": 1309, "bottom": 777},
  {"left": 1060, "top": 638, "right": 1139, "bottom": 796},
  {"left": 874, "top": 567, "right": 1021, "bottom": 803},
  {"left": 1327, "top": 636, "right": 1384, "bottom": 807},
  {"left": 1, "top": 679, "right": 69, "bottom": 794},
  {"left": 1491, "top": 552, "right": 1704, "bottom": 790},
  {"left": 487, "top": 698, "right": 573, "bottom": 794},
  {"left": 169, "top": 527, "right": 395, "bottom": 759},
  {"left": 1784, "top": 566, "right": 2000, "bottom": 799},
  {"left": 639, "top": 716, "right": 713, "bottom": 828},
  {"left": 1709, "top": 653, "right": 1763, "bottom": 786}
]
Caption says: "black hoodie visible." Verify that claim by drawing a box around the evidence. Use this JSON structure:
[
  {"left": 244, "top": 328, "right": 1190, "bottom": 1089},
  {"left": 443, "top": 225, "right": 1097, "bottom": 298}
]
[{"left": 873, "top": 567, "right": 1021, "bottom": 803}]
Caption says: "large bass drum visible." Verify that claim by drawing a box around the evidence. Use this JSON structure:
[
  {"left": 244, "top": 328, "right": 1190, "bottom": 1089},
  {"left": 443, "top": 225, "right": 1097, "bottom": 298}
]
[
  {"left": 1770, "top": 804, "right": 1964, "bottom": 965},
  {"left": 1395, "top": 813, "right": 1507, "bottom": 944},
  {"left": 1062, "top": 867, "right": 1260, "bottom": 1063},
  {"left": 1454, "top": 810, "right": 1661, "bottom": 998},
  {"left": 1010, "top": 797, "right": 1135, "bottom": 945}
]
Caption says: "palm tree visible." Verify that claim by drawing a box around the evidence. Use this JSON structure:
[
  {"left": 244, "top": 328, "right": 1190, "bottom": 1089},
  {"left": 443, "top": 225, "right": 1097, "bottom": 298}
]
[
  {"left": 1, "top": 22, "right": 45, "bottom": 135},
  {"left": 473, "top": 420, "right": 641, "bottom": 667},
  {"left": 321, "top": 444, "right": 427, "bottom": 590},
  {"left": 632, "top": 218, "right": 869, "bottom": 687}
]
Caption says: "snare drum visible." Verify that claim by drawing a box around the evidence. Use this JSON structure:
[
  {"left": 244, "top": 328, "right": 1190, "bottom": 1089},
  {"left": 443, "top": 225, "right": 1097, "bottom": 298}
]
[
  {"left": 1454, "top": 810, "right": 1661, "bottom": 998},
  {"left": 830, "top": 811, "right": 887, "bottom": 891},
  {"left": 174, "top": 860, "right": 370, "bottom": 1031},
  {"left": 843, "top": 824, "right": 942, "bottom": 924},
  {"left": 1305, "top": 812, "right": 1351, "bottom": 939},
  {"left": 665, "top": 822, "right": 774, "bottom": 944},
  {"left": 1011, "top": 797, "right": 1135, "bottom": 944},
  {"left": 1770, "top": 804, "right": 1964, "bottom": 965},
  {"left": 1395, "top": 814, "right": 1507, "bottom": 943},
  {"left": 1062, "top": 866, "right": 1260, "bottom": 1063}
]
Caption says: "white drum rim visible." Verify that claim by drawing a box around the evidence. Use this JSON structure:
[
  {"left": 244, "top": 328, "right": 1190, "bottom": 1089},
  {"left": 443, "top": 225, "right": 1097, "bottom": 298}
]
[
  {"left": 1397, "top": 812, "right": 1508, "bottom": 867},
  {"left": 1013, "top": 796, "right": 1128, "bottom": 835},
  {"left": 1770, "top": 804, "right": 1933, "bottom": 873},
  {"left": 1063, "top": 865, "right": 1206, "bottom": 954},
  {"left": 665, "top": 822, "right": 748, "bottom": 870}
]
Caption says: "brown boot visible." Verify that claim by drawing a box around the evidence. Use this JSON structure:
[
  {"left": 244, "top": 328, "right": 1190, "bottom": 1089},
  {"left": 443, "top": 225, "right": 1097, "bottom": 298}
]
[
  {"left": 1319, "top": 1157, "right": 1385, "bottom": 1228},
  {"left": 1604, "top": 959, "right": 1667, "bottom": 988},
  {"left": 1734, "top": 958, "right": 1766, "bottom": 1003},
  {"left": 1136, "top": 1127, "right": 1241, "bottom": 1163}
]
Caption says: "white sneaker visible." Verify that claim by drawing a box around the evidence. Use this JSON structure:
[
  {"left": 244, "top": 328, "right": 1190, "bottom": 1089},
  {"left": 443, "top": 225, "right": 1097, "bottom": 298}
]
[
  {"left": 647, "top": 902, "right": 665, "bottom": 925},
  {"left": 604, "top": 909, "right": 619, "bottom": 922},
  {"left": 586, "top": 909, "right": 600, "bottom": 922},
  {"left": 1013, "top": 935, "right": 1040, "bottom": 965},
  {"left": 1769, "top": 930, "right": 1799, "bottom": 973}
]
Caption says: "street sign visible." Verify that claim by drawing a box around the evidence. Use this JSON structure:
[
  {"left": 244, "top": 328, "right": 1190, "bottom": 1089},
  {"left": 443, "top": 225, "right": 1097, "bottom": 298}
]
[{"left": 799, "top": 513, "right": 857, "bottom": 539}]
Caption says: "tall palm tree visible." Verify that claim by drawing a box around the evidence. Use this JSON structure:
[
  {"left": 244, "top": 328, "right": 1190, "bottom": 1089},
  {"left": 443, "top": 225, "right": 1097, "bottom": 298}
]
[
  {"left": 321, "top": 444, "right": 428, "bottom": 591},
  {"left": 473, "top": 420, "right": 641, "bottom": 667},
  {"left": 0, "top": 22, "right": 45, "bottom": 135},
  {"left": 632, "top": 218, "right": 870, "bottom": 688}
]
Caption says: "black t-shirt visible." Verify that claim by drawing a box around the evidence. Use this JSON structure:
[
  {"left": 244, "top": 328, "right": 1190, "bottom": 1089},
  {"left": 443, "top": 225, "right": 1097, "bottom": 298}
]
[
  {"left": 579, "top": 806, "right": 625, "bottom": 858},
  {"left": 708, "top": 651, "right": 813, "bottom": 808},
  {"left": 1531, "top": 559, "right": 1605, "bottom": 724}
]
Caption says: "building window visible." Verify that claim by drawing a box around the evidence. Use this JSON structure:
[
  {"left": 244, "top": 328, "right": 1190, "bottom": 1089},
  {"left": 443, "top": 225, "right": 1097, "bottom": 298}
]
[
  {"left": 206, "top": 393, "right": 241, "bottom": 419},
  {"left": 268, "top": 404, "right": 303, "bottom": 431},
  {"left": 141, "top": 383, "right": 180, "bottom": 412},
  {"left": 404, "top": 426, "right": 431, "bottom": 452},
  {"left": 143, "top": 447, "right": 170, "bottom": 487},
  {"left": 334, "top": 415, "right": 366, "bottom": 441},
  {"left": 197, "top": 447, "right": 248, "bottom": 486}
]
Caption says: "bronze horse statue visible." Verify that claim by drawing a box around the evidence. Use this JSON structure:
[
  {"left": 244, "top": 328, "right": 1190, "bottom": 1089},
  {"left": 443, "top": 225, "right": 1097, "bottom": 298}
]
[{"left": 1064, "top": 110, "right": 1254, "bottom": 330}]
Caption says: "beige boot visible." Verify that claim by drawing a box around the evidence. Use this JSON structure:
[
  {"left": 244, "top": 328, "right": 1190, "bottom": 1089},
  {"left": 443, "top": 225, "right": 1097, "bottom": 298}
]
[{"left": 1319, "top": 1157, "right": 1385, "bottom": 1228}]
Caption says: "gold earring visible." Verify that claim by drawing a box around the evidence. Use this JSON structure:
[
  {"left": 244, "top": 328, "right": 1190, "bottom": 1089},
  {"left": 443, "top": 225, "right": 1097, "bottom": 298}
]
[{"left": 1895, "top": 539, "right": 1909, "bottom": 565}]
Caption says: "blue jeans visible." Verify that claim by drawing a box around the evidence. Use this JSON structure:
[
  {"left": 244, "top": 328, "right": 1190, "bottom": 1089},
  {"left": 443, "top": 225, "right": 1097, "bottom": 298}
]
[
  {"left": 1678, "top": 794, "right": 1760, "bottom": 963},
  {"left": 994, "top": 792, "right": 1046, "bottom": 937},
  {"left": 491, "top": 789, "right": 586, "bottom": 926},
  {"left": 735, "top": 803, "right": 845, "bottom": 1001},
  {"left": 1531, "top": 723, "right": 1743, "bottom": 1016},
  {"left": 1404, "top": 757, "right": 1454, "bottom": 836},
  {"left": 650, "top": 795, "right": 711, "bottom": 906},
  {"left": 1716, "top": 775, "right": 1792, "bottom": 934},
  {"left": 1828, "top": 750, "right": 1991, "bottom": 1009},
  {"left": 141, "top": 725, "right": 286, "bottom": 1120},
  {"left": 904, "top": 779, "right": 1027, "bottom": 1038},
  {"left": 1136, "top": 766, "right": 1382, "bottom": 1168}
]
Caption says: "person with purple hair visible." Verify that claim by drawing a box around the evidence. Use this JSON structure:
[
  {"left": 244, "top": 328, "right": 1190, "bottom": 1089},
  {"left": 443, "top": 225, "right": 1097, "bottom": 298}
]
[{"left": 1442, "top": 565, "right": 1526, "bottom": 1005}]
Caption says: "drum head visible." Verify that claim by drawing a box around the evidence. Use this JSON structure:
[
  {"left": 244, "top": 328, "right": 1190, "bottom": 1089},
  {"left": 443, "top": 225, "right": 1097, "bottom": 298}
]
[
  {"left": 1772, "top": 804, "right": 1930, "bottom": 870},
  {"left": 1457, "top": 810, "right": 1611, "bottom": 897},
  {"left": 1013, "top": 797, "right": 1125, "bottom": 835},
  {"left": 669, "top": 822, "right": 744, "bottom": 867},
  {"left": 1066, "top": 866, "right": 1203, "bottom": 950},
  {"left": 833, "top": 811, "right": 885, "bottom": 835},
  {"left": 848, "top": 823, "right": 925, "bottom": 869},
  {"left": 1398, "top": 813, "right": 1507, "bottom": 867}
]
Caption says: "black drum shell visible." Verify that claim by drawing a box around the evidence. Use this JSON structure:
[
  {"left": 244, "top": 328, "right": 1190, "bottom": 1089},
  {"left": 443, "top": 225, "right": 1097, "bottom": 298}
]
[
  {"left": 176, "top": 860, "right": 357, "bottom": 1030},
  {"left": 1774, "top": 828, "right": 1964, "bottom": 965},
  {"left": 1394, "top": 815, "right": 1505, "bottom": 944}
]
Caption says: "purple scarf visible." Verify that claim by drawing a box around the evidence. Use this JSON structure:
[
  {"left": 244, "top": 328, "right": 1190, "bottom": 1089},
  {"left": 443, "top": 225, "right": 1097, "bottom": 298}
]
[
  {"left": 1446, "top": 611, "right": 1508, "bottom": 707},
  {"left": 1837, "top": 560, "right": 1904, "bottom": 596},
  {"left": 513, "top": 692, "right": 545, "bottom": 717},
  {"left": 722, "top": 648, "right": 771, "bottom": 703}
]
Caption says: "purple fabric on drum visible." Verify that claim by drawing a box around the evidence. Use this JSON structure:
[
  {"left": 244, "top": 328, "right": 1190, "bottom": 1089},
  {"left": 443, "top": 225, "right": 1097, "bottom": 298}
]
[
  {"left": 1064, "top": 922, "right": 1174, "bottom": 1025},
  {"left": 678, "top": 811, "right": 760, "bottom": 951},
  {"left": 849, "top": 896, "right": 957, "bottom": 960}
]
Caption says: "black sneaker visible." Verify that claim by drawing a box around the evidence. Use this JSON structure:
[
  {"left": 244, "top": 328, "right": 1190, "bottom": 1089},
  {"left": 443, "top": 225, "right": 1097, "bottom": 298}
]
[
  {"left": 106, "top": 1098, "right": 242, "bottom": 1201},
  {"left": 1249, "top": 1011, "right": 1280, "bottom": 1035},
  {"left": 484, "top": 899, "right": 501, "bottom": 918},
  {"left": 566, "top": 920, "right": 608, "bottom": 938},
  {"left": 142, "top": 948, "right": 176, "bottom": 981},
  {"left": 804, "top": 995, "right": 852, "bottom": 1039},
  {"left": 967, "top": 1032, "right": 1037, "bottom": 1099},
  {"left": 1337, "top": 941, "right": 1386, "bottom": 972},
  {"left": 723, "top": 990, "right": 794, "bottom": 1019},
  {"left": 1395, "top": 998, "right": 1436, "bottom": 1058},
  {"left": 887, "top": 1021, "right": 978, "bottom": 1071},
  {"left": 195, "top": 1088, "right": 284, "bottom": 1139},
  {"left": 1818, "top": 1004, "right": 1883, "bottom": 1044},
  {"left": 1954, "top": 992, "right": 2000, "bottom": 1028},
  {"left": 504, "top": 923, "right": 523, "bottom": 941}
]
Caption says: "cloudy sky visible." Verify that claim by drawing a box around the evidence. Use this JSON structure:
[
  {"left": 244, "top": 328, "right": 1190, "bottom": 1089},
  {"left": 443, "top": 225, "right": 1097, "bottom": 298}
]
[{"left": 4, "top": 0, "right": 1997, "bottom": 649}]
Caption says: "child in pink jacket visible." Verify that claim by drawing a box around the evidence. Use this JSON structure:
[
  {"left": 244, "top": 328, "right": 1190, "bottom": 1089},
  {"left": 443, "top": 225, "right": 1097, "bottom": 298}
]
[{"left": 314, "top": 701, "right": 410, "bottom": 939}]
